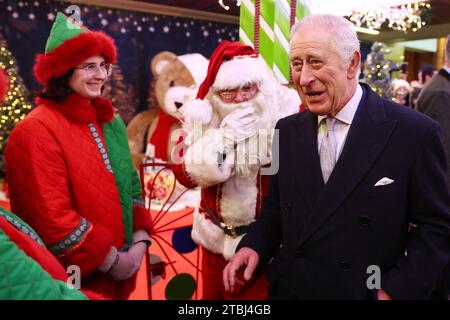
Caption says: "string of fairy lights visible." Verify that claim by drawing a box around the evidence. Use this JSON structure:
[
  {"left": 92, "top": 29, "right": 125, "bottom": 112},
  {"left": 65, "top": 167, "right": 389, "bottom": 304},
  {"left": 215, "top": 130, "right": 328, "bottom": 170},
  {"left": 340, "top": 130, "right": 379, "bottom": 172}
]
[
  {"left": 0, "top": 47, "right": 32, "bottom": 125},
  {"left": 0, "top": 45, "right": 32, "bottom": 175}
]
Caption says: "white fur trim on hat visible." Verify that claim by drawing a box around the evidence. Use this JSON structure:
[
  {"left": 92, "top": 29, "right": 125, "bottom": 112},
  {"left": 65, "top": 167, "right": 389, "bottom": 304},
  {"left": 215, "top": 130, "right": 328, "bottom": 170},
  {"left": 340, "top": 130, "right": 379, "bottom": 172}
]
[
  {"left": 180, "top": 98, "right": 213, "bottom": 125},
  {"left": 212, "top": 56, "right": 272, "bottom": 90},
  {"left": 178, "top": 53, "right": 209, "bottom": 86}
]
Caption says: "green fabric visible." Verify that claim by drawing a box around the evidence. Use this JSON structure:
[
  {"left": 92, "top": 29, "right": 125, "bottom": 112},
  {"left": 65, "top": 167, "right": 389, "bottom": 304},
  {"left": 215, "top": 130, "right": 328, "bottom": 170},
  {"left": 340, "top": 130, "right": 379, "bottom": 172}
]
[
  {"left": 0, "top": 228, "right": 88, "bottom": 300},
  {"left": 103, "top": 116, "right": 142, "bottom": 245},
  {"left": 0, "top": 206, "right": 45, "bottom": 247},
  {"left": 131, "top": 165, "right": 143, "bottom": 199},
  {"left": 45, "top": 12, "right": 88, "bottom": 53}
]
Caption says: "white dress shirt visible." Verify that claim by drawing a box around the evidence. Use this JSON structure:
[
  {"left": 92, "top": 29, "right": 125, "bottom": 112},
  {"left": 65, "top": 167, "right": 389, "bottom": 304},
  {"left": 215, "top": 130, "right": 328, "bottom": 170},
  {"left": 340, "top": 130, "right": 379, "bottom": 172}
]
[{"left": 317, "top": 84, "right": 363, "bottom": 162}]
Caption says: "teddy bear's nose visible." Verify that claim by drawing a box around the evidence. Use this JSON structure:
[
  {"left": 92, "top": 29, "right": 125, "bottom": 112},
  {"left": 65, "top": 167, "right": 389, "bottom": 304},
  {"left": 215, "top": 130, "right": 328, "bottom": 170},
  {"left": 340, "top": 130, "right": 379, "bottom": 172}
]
[{"left": 175, "top": 102, "right": 183, "bottom": 109}]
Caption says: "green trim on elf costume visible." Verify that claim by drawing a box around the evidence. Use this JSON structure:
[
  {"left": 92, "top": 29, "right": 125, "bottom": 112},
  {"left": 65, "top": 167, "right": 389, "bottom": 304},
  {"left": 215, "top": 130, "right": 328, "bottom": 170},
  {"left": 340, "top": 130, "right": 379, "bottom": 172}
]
[
  {"left": 45, "top": 12, "right": 88, "bottom": 53},
  {"left": 0, "top": 228, "right": 88, "bottom": 300},
  {"left": 103, "top": 116, "right": 143, "bottom": 245}
]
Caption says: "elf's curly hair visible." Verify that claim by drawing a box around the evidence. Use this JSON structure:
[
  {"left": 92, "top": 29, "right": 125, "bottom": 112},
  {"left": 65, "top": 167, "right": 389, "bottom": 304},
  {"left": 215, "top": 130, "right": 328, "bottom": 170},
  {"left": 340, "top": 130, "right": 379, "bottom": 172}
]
[{"left": 37, "top": 69, "right": 74, "bottom": 103}]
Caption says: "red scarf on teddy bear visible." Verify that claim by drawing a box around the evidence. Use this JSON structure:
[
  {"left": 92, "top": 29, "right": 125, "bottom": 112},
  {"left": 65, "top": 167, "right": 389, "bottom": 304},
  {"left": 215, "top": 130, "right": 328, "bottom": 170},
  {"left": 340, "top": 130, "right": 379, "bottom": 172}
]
[{"left": 149, "top": 110, "right": 180, "bottom": 161}]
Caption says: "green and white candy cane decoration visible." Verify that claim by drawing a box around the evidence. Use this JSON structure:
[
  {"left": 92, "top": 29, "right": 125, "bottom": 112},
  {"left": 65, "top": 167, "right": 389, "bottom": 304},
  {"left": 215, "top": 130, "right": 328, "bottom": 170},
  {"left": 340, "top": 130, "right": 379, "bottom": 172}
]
[{"left": 239, "top": 0, "right": 309, "bottom": 84}]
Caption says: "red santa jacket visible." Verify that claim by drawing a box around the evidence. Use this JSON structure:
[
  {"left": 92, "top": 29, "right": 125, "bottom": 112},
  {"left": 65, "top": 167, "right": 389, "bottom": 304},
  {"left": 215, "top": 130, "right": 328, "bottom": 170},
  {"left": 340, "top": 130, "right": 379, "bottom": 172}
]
[{"left": 173, "top": 154, "right": 271, "bottom": 260}]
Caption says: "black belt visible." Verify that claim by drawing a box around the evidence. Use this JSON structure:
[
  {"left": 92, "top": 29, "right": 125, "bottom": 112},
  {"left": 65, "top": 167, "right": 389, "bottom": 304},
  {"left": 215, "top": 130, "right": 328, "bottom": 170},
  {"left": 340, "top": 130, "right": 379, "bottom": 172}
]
[{"left": 200, "top": 205, "right": 252, "bottom": 239}]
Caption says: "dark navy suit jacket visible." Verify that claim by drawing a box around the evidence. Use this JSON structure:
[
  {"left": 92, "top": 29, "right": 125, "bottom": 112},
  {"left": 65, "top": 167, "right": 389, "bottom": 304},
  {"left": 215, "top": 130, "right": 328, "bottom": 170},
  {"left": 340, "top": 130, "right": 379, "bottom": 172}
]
[{"left": 238, "top": 83, "right": 450, "bottom": 299}]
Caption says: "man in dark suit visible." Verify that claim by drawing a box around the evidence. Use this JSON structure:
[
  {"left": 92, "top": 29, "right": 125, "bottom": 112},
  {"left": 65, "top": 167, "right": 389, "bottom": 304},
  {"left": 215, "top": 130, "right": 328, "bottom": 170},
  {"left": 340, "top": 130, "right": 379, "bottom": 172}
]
[
  {"left": 223, "top": 14, "right": 450, "bottom": 300},
  {"left": 417, "top": 34, "right": 450, "bottom": 299}
]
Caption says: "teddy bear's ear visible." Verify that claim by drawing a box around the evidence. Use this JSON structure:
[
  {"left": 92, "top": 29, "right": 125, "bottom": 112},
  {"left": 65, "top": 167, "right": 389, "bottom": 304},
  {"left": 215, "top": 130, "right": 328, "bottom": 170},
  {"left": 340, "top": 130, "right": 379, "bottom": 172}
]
[{"left": 151, "top": 51, "right": 177, "bottom": 77}]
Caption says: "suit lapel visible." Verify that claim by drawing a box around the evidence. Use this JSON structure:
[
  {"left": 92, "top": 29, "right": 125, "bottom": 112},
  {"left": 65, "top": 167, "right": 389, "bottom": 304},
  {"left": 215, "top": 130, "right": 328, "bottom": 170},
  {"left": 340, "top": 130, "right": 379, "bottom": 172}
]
[
  {"left": 297, "top": 85, "right": 397, "bottom": 247},
  {"left": 291, "top": 110, "right": 325, "bottom": 211}
]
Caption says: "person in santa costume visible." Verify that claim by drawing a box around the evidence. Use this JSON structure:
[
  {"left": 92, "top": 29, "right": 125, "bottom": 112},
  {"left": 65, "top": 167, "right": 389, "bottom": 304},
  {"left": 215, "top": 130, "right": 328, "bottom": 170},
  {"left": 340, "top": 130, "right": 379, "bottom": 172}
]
[
  {"left": 172, "top": 41, "right": 300, "bottom": 299},
  {"left": 4, "top": 12, "right": 152, "bottom": 299}
]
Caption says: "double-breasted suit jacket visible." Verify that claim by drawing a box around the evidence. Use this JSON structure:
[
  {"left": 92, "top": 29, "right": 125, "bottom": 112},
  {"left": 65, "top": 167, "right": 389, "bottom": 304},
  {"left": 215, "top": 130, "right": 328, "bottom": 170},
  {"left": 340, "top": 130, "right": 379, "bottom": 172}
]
[{"left": 238, "top": 83, "right": 450, "bottom": 299}]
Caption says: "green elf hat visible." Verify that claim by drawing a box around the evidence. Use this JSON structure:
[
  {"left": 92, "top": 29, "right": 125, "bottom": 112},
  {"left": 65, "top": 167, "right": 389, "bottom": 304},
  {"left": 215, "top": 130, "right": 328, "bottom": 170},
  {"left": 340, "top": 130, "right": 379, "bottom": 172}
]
[{"left": 33, "top": 12, "right": 117, "bottom": 85}]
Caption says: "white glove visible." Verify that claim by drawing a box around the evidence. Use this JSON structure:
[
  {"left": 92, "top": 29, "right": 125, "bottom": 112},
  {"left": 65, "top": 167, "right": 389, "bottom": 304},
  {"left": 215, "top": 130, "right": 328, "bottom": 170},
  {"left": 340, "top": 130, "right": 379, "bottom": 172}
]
[
  {"left": 220, "top": 107, "right": 257, "bottom": 143},
  {"left": 99, "top": 233, "right": 149, "bottom": 281},
  {"left": 108, "top": 242, "right": 148, "bottom": 281},
  {"left": 98, "top": 246, "right": 139, "bottom": 281}
]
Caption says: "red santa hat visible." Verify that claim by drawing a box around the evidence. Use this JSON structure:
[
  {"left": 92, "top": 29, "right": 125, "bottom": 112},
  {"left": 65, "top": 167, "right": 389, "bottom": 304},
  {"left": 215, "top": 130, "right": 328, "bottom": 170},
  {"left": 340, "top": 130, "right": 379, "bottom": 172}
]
[
  {"left": 183, "top": 41, "right": 273, "bottom": 124},
  {"left": 33, "top": 12, "right": 116, "bottom": 85},
  {"left": 0, "top": 68, "right": 9, "bottom": 103},
  {"left": 197, "top": 41, "right": 269, "bottom": 99}
]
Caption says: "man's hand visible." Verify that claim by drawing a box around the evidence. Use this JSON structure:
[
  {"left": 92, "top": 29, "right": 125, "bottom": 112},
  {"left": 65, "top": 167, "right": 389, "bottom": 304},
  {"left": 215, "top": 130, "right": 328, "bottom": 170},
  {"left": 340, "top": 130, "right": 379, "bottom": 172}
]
[{"left": 223, "top": 247, "right": 259, "bottom": 292}]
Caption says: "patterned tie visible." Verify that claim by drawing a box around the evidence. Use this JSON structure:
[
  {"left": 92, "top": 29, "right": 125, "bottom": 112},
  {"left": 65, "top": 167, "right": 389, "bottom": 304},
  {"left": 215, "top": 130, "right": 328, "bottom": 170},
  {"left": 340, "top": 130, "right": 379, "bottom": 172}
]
[{"left": 319, "top": 117, "right": 337, "bottom": 184}]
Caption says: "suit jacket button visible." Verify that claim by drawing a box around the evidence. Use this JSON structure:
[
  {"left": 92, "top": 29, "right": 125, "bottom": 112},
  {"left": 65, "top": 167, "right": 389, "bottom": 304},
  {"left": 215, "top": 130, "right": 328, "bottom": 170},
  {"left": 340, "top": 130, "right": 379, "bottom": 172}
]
[
  {"left": 339, "top": 261, "right": 351, "bottom": 271},
  {"left": 360, "top": 215, "right": 371, "bottom": 226}
]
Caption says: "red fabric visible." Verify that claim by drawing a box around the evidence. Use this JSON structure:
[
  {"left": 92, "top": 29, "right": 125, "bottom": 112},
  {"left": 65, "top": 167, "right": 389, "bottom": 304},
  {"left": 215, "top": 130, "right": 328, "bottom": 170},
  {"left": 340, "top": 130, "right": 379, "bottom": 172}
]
[
  {"left": 132, "top": 205, "right": 153, "bottom": 235},
  {"left": 33, "top": 31, "right": 116, "bottom": 85},
  {"left": 0, "top": 216, "right": 69, "bottom": 282},
  {"left": 149, "top": 110, "right": 179, "bottom": 161},
  {"left": 171, "top": 135, "right": 198, "bottom": 189},
  {"left": 300, "top": 103, "right": 307, "bottom": 112},
  {"left": 197, "top": 41, "right": 255, "bottom": 99},
  {"left": 0, "top": 68, "right": 9, "bottom": 103},
  {"left": 5, "top": 93, "right": 131, "bottom": 299},
  {"left": 201, "top": 248, "right": 268, "bottom": 300},
  {"left": 34, "top": 94, "right": 114, "bottom": 124},
  {"left": 0, "top": 216, "right": 105, "bottom": 299},
  {"left": 172, "top": 162, "right": 198, "bottom": 189},
  {"left": 256, "top": 173, "right": 271, "bottom": 219}
]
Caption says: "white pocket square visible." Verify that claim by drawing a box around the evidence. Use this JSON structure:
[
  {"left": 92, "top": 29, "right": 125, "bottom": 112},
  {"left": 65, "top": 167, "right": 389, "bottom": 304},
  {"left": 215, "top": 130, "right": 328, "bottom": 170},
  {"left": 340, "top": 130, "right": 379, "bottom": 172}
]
[{"left": 374, "top": 177, "right": 394, "bottom": 186}]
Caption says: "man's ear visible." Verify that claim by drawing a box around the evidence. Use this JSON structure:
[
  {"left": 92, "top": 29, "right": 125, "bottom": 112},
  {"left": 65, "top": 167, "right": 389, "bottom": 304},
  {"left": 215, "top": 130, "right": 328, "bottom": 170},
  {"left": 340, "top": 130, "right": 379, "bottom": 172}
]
[{"left": 347, "top": 51, "right": 361, "bottom": 80}]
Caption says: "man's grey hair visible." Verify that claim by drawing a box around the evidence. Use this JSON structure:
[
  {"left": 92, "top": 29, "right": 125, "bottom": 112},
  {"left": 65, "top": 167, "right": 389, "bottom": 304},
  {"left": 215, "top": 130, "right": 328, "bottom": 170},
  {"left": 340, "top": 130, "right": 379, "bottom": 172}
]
[
  {"left": 291, "top": 14, "right": 360, "bottom": 66},
  {"left": 445, "top": 34, "right": 450, "bottom": 64}
]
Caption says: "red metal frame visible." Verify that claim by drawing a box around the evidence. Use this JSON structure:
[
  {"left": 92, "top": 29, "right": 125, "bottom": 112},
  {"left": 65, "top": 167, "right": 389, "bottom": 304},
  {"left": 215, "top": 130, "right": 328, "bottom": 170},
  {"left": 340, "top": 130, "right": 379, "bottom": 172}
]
[{"left": 139, "top": 162, "right": 201, "bottom": 300}]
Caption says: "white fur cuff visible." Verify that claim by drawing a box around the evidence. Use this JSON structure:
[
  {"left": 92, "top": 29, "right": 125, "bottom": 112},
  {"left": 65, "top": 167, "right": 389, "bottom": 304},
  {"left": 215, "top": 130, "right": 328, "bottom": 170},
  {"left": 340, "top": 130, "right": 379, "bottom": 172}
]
[{"left": 181, "top": 99, "right": 212, "bottom": 126}]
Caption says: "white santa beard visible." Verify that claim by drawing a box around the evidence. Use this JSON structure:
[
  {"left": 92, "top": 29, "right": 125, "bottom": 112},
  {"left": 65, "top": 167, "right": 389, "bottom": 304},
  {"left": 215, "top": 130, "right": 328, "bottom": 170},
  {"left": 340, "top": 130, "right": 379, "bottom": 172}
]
[
  {"left": 209, "top": 92, "right": 275, "bottom": 177},
  {"left": 209, "top": 91, "right": 274, "bottom": 129}
]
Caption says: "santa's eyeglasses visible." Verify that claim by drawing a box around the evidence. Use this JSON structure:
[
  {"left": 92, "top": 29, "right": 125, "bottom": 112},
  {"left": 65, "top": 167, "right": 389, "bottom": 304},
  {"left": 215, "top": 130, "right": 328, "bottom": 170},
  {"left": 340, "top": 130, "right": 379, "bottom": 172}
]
[
  {"left": 216, "top": 83, "right": 259, "bottom": 103},
  {"left": 74, "top": 62, "right": 113, "bottom": 77}
]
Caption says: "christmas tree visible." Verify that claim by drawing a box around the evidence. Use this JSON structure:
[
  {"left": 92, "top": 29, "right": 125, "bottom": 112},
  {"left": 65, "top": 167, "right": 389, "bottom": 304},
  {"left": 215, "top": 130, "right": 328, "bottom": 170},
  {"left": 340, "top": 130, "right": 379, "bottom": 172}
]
[
  {"left": 0, "top": 33, "right": 33, "bottom": 178},
  {"left": 363, "top": 42, "right": 392, "bottom": 98},
  {"left": 102, "top": 64, "right": 135, "bottom": 124}
]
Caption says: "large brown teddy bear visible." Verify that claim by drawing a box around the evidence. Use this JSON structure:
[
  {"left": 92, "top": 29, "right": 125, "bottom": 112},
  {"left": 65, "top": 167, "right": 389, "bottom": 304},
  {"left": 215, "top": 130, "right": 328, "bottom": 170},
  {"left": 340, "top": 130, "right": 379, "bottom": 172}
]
[{"left": 127, "top": 52, "right": 208, "bottom": 168}]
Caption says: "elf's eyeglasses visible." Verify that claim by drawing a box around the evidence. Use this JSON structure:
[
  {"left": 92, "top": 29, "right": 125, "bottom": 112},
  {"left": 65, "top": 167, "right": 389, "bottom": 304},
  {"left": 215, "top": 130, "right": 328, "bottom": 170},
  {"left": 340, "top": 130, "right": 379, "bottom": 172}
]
[
  {"left": 217, "top": 83, "right": 259, "bottom": 103},
  {"left": 74, "top": 62, "right": 113, "bottom": 77}
]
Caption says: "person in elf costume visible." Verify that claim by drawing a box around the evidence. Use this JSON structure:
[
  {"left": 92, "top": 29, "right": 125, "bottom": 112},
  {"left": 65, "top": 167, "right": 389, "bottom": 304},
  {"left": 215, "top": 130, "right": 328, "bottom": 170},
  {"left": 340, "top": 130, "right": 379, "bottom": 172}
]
[
  {"left": 172, "top": 41, "right": 300, "bottom": 299},
  {"left": 4, "top": 13, "right": 152, "bottom": 300},
  {"left": 0, "top": 68, "right": 97, "bottom": 300}
]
